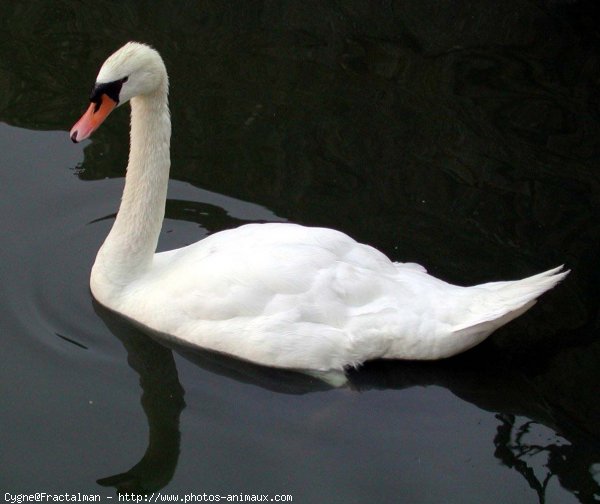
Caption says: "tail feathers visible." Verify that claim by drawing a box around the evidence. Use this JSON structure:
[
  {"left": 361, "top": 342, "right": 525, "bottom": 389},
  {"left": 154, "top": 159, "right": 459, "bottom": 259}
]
[{"left": 453, "top": 265, "right": 569, "bottom": 336}]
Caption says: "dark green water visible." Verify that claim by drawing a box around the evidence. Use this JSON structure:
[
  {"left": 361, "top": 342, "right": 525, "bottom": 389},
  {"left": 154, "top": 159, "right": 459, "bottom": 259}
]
[{"left": 0, "top": 1, "right": 599, "bottom": 502}]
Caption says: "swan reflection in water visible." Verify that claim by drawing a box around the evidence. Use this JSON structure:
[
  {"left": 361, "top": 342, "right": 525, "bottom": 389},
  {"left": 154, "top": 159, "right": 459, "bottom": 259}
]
[{"left": 92, "top": 302, "right": 599, "bottom": 503}]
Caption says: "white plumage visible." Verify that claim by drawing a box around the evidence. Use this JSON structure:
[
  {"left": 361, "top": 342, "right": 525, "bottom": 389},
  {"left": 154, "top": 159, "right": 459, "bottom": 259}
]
[{"left": 70, "top": 43, "right": 568, "bottom": 374}]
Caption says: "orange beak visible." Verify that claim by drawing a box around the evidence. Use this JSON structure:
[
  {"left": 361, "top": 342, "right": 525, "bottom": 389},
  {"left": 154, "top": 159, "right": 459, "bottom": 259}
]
[{"left": 70, "top": 95, "right": 117, "bottom": 143}]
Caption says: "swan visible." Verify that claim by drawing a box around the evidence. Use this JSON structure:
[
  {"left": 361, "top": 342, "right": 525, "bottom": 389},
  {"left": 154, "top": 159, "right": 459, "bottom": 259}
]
[{"left": 70, "top": 42, "right": 568, "bottom": 374}]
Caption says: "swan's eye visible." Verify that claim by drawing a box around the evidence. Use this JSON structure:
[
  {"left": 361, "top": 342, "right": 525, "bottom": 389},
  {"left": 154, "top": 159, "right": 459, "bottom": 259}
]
[
  {"left": 90, "top": 78, "right": 126, "bottom": 110},
  {"left": 122, "top": 76, "right": 128, "bottom": 83}
]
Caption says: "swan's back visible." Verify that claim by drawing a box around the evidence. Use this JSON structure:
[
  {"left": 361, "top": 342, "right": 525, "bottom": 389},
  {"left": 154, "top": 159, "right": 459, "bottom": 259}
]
[{"left": 108, "top": 223, "right": 473, "bottom": 370}]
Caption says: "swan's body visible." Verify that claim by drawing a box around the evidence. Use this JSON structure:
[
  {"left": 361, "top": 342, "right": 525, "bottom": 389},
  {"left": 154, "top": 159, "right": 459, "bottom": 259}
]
[{"left": 71, "top": 43, "right": 568, "bottom": 373}]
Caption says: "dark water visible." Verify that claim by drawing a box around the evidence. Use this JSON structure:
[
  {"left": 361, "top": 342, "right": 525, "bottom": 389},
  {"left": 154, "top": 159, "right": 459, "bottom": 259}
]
[{"left": 1, "top": 1, "right": 599, "bottom": 502}]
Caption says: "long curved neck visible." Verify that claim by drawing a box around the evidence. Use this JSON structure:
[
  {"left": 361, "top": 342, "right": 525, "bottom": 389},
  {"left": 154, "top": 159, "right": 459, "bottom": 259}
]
[{"left": 93, "top": 87, "right": 171, "bottom": 290}]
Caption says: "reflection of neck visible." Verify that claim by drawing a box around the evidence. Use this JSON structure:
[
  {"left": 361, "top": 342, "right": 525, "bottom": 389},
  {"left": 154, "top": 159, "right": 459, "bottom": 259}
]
[
  {"left": 93, "top": 88, "right": 171, "bottom": 290},
  {"left": 96, "top": 307, "right": 184, "bottom": 493}
]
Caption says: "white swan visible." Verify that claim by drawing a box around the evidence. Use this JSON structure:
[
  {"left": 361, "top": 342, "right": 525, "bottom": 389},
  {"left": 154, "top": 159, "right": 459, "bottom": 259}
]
[{"left": 70, "top": 42, "right": 568, "bottom": 373}]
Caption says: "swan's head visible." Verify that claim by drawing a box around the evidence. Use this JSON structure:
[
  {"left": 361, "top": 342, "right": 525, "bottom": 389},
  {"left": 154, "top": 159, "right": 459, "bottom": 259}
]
[{"left": 70, "top": 42, "right": 168, "bottom": 143}]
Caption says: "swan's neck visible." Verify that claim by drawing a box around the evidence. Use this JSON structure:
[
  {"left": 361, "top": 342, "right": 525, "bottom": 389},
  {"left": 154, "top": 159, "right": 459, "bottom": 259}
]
[{"left": 92, "top": 88, "right": 171, "bottom": 296}]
